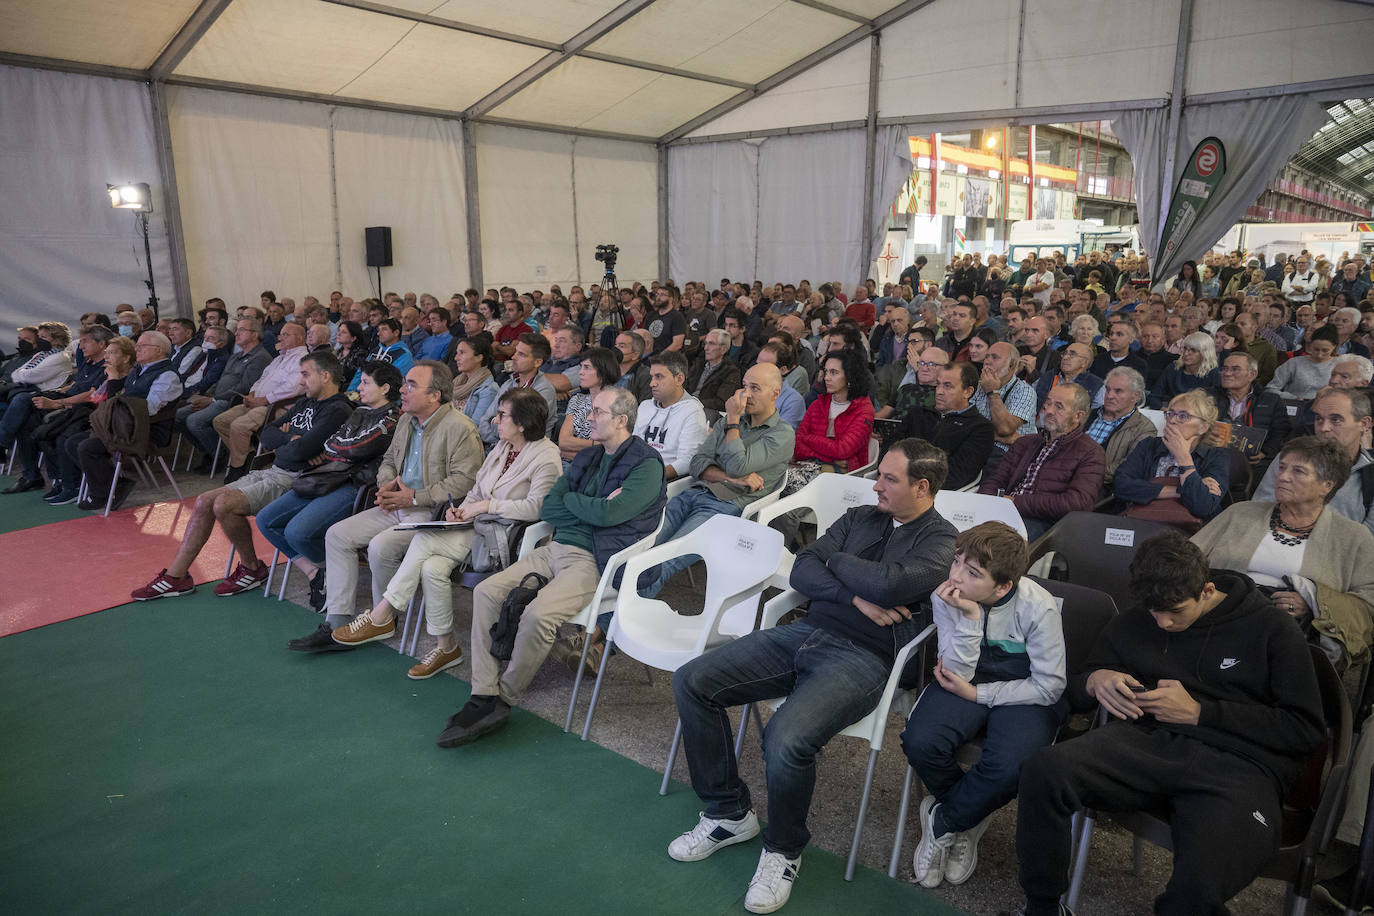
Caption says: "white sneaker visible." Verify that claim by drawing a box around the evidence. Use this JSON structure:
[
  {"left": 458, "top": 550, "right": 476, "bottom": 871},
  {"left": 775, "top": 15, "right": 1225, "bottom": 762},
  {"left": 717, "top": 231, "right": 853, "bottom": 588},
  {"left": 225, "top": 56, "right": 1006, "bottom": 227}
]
[
  {"left": 744, "top": 849, "right": 800, "bottom": 914},
  {"left": 668, "top": 810, "right": 761, "bottom": 862},
  {"left": 912, "top": 797, "right": 953, "bottom": 888},
  {"left": 942, "top": 815, "right": 991, "bottom": 885}
]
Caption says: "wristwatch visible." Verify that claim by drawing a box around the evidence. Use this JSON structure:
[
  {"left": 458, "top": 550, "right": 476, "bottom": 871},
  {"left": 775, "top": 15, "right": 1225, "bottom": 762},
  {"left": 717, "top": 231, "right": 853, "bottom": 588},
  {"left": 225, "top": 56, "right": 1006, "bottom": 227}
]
[
  {"left": 724, "top": 423, "right": 740, "bottom": 431},
  {"left": 411, "top": 493, "right": 418, "bottom": 506}
]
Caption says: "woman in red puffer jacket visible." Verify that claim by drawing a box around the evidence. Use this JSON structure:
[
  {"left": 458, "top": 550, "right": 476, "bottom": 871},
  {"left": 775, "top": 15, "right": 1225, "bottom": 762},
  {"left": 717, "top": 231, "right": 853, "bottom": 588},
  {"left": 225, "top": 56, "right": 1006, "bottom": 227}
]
[{"left": 794, "top": 347, "right": 875, "bottom": 472}]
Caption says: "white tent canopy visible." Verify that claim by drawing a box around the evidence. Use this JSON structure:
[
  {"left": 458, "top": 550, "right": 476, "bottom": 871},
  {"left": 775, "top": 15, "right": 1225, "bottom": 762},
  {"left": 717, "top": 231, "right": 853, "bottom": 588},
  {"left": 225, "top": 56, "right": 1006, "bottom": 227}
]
[{"left": 1, "top": 0, "right": 1372, "bottom": 340}]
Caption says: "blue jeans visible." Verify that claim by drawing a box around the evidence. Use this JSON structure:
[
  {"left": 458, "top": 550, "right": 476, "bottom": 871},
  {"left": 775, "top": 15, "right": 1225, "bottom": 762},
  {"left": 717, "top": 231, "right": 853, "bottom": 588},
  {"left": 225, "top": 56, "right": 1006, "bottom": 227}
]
[
  {"left": 639, "top": 486, "right": 742, "bottom": 600},
  {"left": 184, "top": 400, "right": 232, "bottom": 460},
  {"left": 255, "top": 485, "right": 359, "bottom": 564},
  {"left": 900, "top": 682, "right": 1064, "bottom": 835},
  {"left": 0, "top": 390, "right": 36, "bottom": 450},
  {"left": 671, "top": 622, "right": 889, "bottom": 858}
]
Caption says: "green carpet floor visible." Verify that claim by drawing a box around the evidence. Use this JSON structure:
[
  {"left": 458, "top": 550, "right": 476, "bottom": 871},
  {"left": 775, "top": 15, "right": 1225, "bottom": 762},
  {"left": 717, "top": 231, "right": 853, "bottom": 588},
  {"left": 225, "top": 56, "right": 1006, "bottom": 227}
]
[
  {"left": 0, "top": 591, "right": 964, "bottom": 915},
  {"left": 0, "top": 472, "right": 86, "bottom": 533}
]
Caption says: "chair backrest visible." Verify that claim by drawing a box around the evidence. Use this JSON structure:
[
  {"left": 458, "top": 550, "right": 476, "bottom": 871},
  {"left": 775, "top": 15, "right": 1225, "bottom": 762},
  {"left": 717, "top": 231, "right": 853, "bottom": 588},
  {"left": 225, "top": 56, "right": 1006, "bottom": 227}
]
[
  {"left": 1029, "top": 512, "right": 1171, "bottom": 607},
  {"left": 613, "top": 515, "right": 785, "bottom": 657},
  {"left": 1286, "top": 644, "right": 1353, "bottom": 819},
  {"left": 665, "top": 475, "right": 694, "bottom": 501},
  {"left": 1139, "top": 408, "right": 1166, "bottom": 435},
  {"left": 847, "top": 436, "right": 882, "bottom": 477},
  {"left": 1029, "top": 576, "right": 1117, "bottom": 680},
  {"left": 933, "top": 490, "right": 1028, "bottom": 538},
  {"left": 753, "top": 472, "right": 878, "bottom": 532}
]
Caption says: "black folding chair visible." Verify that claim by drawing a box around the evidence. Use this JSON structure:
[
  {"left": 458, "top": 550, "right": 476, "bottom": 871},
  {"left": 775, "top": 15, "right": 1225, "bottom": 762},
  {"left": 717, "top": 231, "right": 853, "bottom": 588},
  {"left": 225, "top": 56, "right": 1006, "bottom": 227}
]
[{"left": 1027, "top": 512, "right": 1174, "bottom": 613}]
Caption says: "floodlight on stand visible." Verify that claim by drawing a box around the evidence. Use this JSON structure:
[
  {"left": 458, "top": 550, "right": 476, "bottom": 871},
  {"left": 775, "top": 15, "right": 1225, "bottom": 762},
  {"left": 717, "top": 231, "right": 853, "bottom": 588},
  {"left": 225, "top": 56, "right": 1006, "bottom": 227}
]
[
  {"left": 106, "top": 182, "right": 152, "bottom": 212},
  {"left": 104, "top": 181, "right": 159, "bottom": 322}
]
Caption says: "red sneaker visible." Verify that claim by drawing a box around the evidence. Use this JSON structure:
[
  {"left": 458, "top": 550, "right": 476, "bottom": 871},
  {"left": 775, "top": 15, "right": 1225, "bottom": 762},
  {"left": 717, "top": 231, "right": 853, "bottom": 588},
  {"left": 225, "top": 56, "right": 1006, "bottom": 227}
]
[
  {"left": 214, "top": 562, "right": 269, "bottom": 597},
  {"left": 131, "top": 569, "right": 196, "bottom": 601}
]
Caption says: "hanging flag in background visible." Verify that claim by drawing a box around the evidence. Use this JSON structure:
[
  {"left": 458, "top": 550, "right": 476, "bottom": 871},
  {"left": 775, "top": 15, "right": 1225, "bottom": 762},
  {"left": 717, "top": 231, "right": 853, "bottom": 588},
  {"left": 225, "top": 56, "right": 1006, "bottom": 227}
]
[
  {"left": 1159, "top": 137, "right": 1227, "bottom": 261},
  {"left": 954, "top": 228, "right": 966, "bottom": 253}
]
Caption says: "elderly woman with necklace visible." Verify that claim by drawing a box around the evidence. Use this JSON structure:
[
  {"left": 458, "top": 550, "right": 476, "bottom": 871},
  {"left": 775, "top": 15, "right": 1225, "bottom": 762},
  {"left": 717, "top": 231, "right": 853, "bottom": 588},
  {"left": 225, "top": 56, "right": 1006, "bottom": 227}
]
[{"left": 1191, "top": 436, "right": 1374, "bottom": 667}]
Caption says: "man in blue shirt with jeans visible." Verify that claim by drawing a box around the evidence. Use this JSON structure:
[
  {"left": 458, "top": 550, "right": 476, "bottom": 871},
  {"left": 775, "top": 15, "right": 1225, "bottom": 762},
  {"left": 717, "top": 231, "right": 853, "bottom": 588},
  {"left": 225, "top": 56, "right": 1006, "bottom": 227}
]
[{"left": 666, "top": 438, "right": 956, "bottom": 914}]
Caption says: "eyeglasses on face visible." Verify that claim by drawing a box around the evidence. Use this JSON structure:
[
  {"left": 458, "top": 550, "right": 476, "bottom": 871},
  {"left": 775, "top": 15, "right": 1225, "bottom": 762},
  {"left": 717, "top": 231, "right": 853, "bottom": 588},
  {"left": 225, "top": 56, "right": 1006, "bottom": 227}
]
[
  {"left": 915, "top": 360, "right": 945, "bottom": 368},
  {"left": 1163, "top": 409, "right": 1197, "bottom": 422}
]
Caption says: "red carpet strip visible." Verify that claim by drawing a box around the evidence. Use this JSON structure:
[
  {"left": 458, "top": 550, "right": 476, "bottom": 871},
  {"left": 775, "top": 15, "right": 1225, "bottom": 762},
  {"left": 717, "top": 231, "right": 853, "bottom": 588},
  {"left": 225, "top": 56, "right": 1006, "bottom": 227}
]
[{"left": 0, "top": 497, "right": 284, "bottom": 637}]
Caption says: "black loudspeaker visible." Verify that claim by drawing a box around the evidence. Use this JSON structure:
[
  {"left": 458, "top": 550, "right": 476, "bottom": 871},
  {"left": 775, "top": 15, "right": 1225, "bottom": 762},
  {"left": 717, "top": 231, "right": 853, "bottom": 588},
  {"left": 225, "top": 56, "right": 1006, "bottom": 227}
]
[{"left": 365, "top": 226, "right": 393, "bottom": 267}]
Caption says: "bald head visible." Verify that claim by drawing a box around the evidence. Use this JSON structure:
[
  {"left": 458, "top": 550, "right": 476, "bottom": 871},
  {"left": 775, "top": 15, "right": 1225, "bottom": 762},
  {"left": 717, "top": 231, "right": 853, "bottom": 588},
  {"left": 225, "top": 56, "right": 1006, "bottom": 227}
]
[{"left": 741, "top": 363, "right": 782, "bottom": 422}]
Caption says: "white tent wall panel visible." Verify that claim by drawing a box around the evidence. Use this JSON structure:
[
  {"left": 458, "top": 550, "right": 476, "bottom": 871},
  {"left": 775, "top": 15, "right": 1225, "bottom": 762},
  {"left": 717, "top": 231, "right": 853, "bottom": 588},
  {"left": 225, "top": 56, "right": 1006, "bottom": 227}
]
[
  {"left": 756, "top": 128, "right": 867, "bottom": 284},
  {"left": 331, "top": 107, "right": 469, "bottom": 299},
  {"left": 569, "top": 138, "right": 659, "bottom": 287},
  {"left": 475, "top": 124, "right": 578, "bottom": 290},
  {"left": 1186, "top": 0, "right": 1374, "bottom": 97},
  {"left": 876, "top": 0, "right": 1016, "bottom": 121},
  {"left": 585, "top": 0, "right": 854, "bottom": 84},
  {"left": 167, "top": 87, "right": 337, "bottom": 311},
  {"left": 0, "top": 0, "right": 199, "bottom": 71},
  {"left": 0, "top": 65, "right": 176, "bottom": 345},
  {"left": 667, "top": 140, "right": 761, "bottom": 283},
  {"left": 683, "top": 39, "right": 872, "bottom": 140},
  {"left": 1016, "top": 0, "right": 1178, "bottom": 109}
]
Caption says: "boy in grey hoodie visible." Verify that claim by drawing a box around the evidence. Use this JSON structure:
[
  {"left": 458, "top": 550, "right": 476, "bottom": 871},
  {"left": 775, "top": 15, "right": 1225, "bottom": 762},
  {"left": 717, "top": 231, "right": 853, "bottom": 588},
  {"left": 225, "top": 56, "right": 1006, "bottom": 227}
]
[{"left": 902, "top": 521, "right": 1066, "bottom": 890}]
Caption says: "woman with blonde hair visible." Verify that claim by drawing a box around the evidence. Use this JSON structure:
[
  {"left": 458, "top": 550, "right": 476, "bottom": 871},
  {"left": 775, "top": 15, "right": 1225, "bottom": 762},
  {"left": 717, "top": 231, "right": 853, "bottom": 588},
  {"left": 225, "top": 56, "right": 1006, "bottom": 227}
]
[
  {"left": 1113, "top": 389, "right": 1229, "bottom": 529},
  {"left": 1148, "top": 331, "right": 1219, "bottom": 407}
]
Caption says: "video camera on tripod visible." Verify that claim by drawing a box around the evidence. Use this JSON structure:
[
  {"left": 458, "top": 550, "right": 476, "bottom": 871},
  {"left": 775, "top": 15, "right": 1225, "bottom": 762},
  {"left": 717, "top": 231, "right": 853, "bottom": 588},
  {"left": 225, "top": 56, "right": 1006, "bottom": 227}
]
[{"left": 595, "top": 243, "right": 619, "bottom": 292}]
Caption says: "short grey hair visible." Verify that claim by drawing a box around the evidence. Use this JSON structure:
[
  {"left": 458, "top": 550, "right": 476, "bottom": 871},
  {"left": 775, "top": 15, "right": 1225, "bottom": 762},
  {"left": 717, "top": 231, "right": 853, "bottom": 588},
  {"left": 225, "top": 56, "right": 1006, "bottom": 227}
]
[
  {"left": 1332, "top": 354, "right": 1374, "bottom": 384},
  {"left": 1056, "top": 382, "right": 1092, "bottom": 421},
  {"left": 414, "top": 359, "right": 454, "bottom": 403},
  {"left": 704, "top": 328, "right": 730, "bottom": 347},
  {"left": 1105, "top": 366, "right": 1145, "bottom": 400},
  {"left": 1335, "top": 306, "right": 1363, "bottom": 325},
  {"left": 604, "top": 384, "right": 638, "bottom": 430},
  {"left": 1223, "top": 350, "right": 1260, "bottom": 374},
  {"left": 140, "top": 330, "right": 172, "bottom": 356}
]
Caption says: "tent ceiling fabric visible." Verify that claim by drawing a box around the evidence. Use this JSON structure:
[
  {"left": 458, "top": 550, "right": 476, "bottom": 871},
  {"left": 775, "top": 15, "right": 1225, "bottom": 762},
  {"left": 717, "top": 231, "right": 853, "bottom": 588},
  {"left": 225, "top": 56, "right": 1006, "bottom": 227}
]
[{"left": 0, "top": 0, "right": 202, "bottom": 70}]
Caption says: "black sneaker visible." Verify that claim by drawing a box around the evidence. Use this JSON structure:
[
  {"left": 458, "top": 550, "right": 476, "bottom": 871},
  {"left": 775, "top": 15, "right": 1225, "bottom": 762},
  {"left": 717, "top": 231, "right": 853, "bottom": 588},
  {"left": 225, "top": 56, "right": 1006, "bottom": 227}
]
[
  {"left": 1314, "top": 864, "right": 1364, "bottom": 910},
  {"left": 109, "top": 477, "right": 135, "bottom": 511},
  {"left": 48, "top": 490, "right": 80, "bottom": 506},
  {"left": 437, "top": 696, "right": 510, "bottom": 748},
  {"left": 223, "top": 463, "right": 248, "bottom": 484},
  {"left": 42, "top": 482, "right": 63, "bottom": 500},
  {"left": 308, "top": 569, "right": 327, "bottom": 612},
  {"left": 287, "top": 623, "right": 358, "bottom": 653}
]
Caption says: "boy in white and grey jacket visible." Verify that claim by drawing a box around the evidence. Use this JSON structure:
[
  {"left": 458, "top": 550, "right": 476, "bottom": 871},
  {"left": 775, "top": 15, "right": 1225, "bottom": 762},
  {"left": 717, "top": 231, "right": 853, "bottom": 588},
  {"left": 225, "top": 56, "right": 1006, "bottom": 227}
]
[{"left": 901, "top": 521, "right": 1066, "bottom": 890}]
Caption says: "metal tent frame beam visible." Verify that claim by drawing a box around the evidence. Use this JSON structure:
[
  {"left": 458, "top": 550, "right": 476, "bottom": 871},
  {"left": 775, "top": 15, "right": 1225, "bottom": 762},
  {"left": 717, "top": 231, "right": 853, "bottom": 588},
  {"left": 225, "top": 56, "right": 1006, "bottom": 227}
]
[
  {"left": 150, "top": 0, "right": 235, "bottom": 80},
  {"left": 464, "top": 0, "right": 661, "bottom": 120},
  {"left": 658, "top": 0, "right": 939, "bottom": 144}
]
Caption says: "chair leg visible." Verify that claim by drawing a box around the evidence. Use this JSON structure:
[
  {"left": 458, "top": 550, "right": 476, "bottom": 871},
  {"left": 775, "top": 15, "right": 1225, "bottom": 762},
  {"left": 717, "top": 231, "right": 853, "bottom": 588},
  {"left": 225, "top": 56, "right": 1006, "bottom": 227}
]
[
  {"left": 734, "top": 703, "right": 753, "bottom": 758},
  {"left": 659, "top": 718, "right": 683, "bottom": 796},
  {"left": 209, "top": 440, "right": 222, "bottom": 478},
  {"left": 580, "top": 637, "right": 616, "bottom": 742},
  {"left": 172, "top": 434, "right": 182, "bottom": 469},
  {"left": 889, "top": 765, "right": 916, "bottom": 878},
  {"left": 564, "top": 621, "right": 595, "bottom": 733},
  {"left": 1065, "top": 814, "right": 1096, "bottom": 911},
  {"left": 78, "top": 473, "right": 88, "bottom": 502},
  {"left": 406, "top": 597, "right": 424, "bottom": 656},
  {"left": 845, "top": 747, "right": 882, "bottom": 881},
  {"left": 278, "top": 560, "right": 291, "bottom": 600},
  {"left": 224, "top": 546, "right": 236, "bottom": 579},
  {"left": 156, "top": 456, "right": 183, "bottom": 501},
  {"left": 263, "top": 548, "right": 280, "bottom": 596},
  {"left": 103, "top": 454, "right": 123, "bottom": 517}
]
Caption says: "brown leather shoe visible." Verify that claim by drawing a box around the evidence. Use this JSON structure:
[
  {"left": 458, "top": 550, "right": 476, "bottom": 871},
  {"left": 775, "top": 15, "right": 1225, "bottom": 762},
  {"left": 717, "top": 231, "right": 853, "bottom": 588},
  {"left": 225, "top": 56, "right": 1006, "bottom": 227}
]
[
  {"left": 407, "top": 644, "right": 465, "bottom": 679},
  {"left": 331, "top": 612, "right": 395, "bottom": 646}
]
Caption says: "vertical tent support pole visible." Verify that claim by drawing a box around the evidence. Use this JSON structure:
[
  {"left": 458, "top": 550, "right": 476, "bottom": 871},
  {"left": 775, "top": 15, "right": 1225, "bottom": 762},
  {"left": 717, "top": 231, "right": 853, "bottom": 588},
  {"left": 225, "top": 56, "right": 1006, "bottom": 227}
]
[
  {"left": 860, "top": 35, "right": 881, "bottom": 280},
  {"left": 658, "top": 144, "right": 669, "bottom": 281},
  {"left": 149, "top": 80, "right": 192, "bottom": 317},
  {"left": 462, "top": 119, "right": 483, "bottom": 293},
  {"left": 1158, "top": 0, "right": 1195, "bottom": 252}
]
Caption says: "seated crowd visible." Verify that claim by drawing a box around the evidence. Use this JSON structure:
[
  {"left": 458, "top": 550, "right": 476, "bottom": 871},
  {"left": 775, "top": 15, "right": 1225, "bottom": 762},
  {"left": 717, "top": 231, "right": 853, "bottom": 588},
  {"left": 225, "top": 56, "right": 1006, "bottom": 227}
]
[{"left": 3, "top": 248, "right": 1374, "bottom": 914}]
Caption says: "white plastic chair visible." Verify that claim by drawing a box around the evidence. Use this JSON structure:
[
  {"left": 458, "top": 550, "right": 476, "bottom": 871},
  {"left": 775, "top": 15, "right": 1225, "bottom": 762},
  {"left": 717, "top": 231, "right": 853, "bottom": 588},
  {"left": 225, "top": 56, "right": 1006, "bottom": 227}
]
[
  {"left": 741, "top": 474, "right": 881, "bottom": 630},
  {"left": 1139, "top": 408, "right": 1166, "bottom": 435},
  {"left": 579, "top": 516, "right": 785, "bottom": 795},
  {"left": 846, "top": 435, "right": 882, "bottom": 477},
  {"left": 738, "top": 587, "right": 937, "bottom": 881},
  {"left": 739, "top": 468, "right": 790, "bottom": 522},
  {"left": 560, "top": 510, "right": 669, "bottom": 732},
  {"left": 933, "top": 489, "right": 1028, "bottom": 538},
  {"left": 956, "top": 471, "right": 982, "bottom": 493}
]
